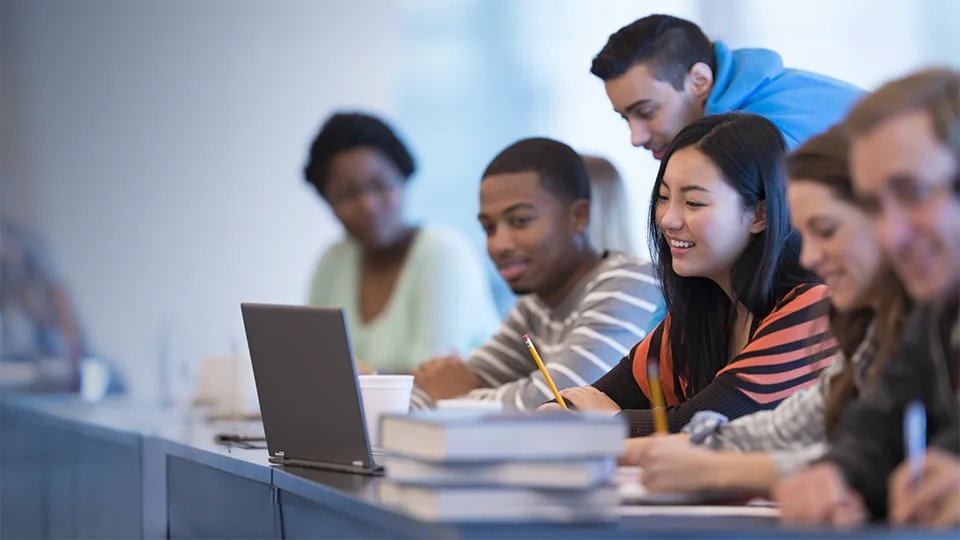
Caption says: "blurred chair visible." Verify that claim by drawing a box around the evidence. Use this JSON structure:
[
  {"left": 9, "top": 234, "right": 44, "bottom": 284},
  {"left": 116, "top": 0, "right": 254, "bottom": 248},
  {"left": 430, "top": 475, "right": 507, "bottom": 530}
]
[
  {"left": 582, "top": 155, "right": 641, "bottom": 257},
  {"left": 192, "top": 355, "right": 260, "bottom": 420},
  {"left": 582, "top": 155, "right": 667, "bottom": 325}
]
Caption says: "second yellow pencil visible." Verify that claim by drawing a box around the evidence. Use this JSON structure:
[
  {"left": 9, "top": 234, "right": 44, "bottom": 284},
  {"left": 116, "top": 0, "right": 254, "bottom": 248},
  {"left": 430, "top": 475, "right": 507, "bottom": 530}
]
[{"left": 647, "top": 361, "right": 669, "bottom": 434}]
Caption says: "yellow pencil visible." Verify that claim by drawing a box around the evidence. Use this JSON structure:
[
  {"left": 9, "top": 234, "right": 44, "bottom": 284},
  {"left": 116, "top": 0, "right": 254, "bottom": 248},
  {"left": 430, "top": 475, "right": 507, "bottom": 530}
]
[
  {"left": 523, "top": 334, "right": 568, "bottom": 410},
  {"left": 647, "top": 361, "right": 669, "bottom": 434}
]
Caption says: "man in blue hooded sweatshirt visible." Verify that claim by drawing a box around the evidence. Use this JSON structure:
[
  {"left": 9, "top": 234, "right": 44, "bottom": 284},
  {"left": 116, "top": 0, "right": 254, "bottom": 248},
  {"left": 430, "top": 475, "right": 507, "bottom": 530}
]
[{"left": 592, "top": 15, "right": 863, "bottom": 159}]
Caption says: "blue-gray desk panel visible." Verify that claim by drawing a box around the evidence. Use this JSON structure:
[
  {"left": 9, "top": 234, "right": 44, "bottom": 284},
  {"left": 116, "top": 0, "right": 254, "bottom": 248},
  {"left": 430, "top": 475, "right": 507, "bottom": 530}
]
[{"left": 1, "top": 395, "right": 957, "bottom": 540}]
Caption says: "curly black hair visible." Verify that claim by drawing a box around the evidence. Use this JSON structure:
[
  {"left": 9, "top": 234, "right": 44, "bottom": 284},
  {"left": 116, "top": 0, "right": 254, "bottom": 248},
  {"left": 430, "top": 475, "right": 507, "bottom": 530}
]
[{"left": 303, "top": 112, "right": 416, "bottom": 197}]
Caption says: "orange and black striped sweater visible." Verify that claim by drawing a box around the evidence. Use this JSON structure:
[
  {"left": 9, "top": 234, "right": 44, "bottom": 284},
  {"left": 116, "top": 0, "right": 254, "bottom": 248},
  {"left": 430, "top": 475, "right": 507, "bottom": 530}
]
[{"left": 593, "top": 283, "right": 837, "bottom": 438}]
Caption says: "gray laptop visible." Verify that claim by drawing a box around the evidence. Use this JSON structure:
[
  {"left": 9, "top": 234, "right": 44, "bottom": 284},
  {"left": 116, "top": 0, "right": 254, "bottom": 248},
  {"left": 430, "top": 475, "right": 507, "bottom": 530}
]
[{"left": 240, "top": 303, "right": 383, "bottom": 475}]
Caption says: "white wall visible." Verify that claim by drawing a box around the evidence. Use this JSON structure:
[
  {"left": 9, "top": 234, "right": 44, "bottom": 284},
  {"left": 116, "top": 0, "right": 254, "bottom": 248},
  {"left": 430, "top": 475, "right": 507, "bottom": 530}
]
[
  {"left": 1, "top": 0, "right": 400, "bottom": 399},
  {"left": 711, "top": 0, "right": 960, "bottom": 89},
  {"left": 0, "top": 5, "right": 35, "bottom": 226},
  {"left": 2, "top": 0, "right": 957, "bottom": 400}
]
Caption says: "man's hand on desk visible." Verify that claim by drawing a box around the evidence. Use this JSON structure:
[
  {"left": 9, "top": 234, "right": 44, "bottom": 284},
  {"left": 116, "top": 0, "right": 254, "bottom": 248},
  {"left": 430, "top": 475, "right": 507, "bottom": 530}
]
[{"left": 412, "top": 356, "right": 481, "bottom": 401}]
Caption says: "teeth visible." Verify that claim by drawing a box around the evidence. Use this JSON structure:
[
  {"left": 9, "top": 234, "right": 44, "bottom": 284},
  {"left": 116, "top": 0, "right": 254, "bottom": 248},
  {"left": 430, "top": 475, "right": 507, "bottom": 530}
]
[{"left": 670, "top": 239, "right": 694, "bottom": 248}]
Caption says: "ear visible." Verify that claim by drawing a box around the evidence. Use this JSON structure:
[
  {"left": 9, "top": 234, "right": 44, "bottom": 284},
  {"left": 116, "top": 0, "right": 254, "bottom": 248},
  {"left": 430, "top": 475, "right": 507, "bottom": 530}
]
[
  {"left": 749, "top": 201, "right": 768, "bottom": 234},
  {"left": 570, "top": 199, "right": 591, "bottom": 235},
  {"left": 687, "top": 62, "right": 714, "bottom": 102}
]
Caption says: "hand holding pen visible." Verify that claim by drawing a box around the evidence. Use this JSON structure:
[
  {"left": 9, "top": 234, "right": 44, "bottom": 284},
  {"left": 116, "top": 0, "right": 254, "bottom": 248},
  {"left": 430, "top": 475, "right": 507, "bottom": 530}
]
[{"left": 889, "top": 401, "right": 960, "bottom": 526}]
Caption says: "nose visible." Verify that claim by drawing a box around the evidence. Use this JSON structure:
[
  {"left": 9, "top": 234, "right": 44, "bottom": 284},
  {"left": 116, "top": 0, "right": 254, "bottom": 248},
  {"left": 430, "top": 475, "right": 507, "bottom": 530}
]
[
  {"left": 629, "top": 119, "right": 651, "bottom": 148},
  {"left": 875, "top": 203, "right": 912, "bottom": 257},
  {"left": 658, "top": 198, "right": 684, "bottom": 232},
  {"left": 799, "top": 238, "right": 824, "bottom": 272},
  {"left": 357, "top": 191, "right": 379, "bottom": 216},
  {"left": 487, "top": 224, "right": 516, "bottom": 258}
]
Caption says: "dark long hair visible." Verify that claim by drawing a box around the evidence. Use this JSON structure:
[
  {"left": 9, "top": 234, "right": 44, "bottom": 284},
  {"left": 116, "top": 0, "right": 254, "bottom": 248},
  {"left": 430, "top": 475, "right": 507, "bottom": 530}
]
[
  {"left": 648, "top": 113, "right": 816, "bottom": 397},
  {"left": 785, "top": 125, "right": 914, "bottom": 434}
]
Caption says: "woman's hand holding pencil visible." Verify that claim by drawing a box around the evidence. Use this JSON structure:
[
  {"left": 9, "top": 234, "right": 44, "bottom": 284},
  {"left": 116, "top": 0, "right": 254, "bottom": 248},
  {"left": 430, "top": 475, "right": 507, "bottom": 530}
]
[
  {"left": 524, "top": 335, "right": 569, "bottom": 410},
  {"left": 556, "top": 386, "right": 621, "bottom": 414},
  {"left": 535, "top": 385, "right": 621, "bottom": 414},
  {"left": 525, "top": 334, "right": 620, "bottom": 414}
]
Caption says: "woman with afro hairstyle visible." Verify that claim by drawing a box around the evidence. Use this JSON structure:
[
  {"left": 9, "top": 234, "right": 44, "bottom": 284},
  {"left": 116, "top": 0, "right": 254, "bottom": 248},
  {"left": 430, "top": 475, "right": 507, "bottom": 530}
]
[{"left": 304, "top": 112, "right": 498, "bottom": 374}]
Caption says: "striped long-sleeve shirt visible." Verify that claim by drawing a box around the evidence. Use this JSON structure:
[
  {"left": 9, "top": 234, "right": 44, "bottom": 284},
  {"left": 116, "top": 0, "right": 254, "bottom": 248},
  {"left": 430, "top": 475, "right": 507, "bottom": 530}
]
[
  {"left": 684, "top": 322, "right": 878, "bottom": 476},
  {"left": 410, "top": 253, "right": 663, "bottom": 411},
  {"left": 592, "top": 283, "right": 838, "bottom": 437}
]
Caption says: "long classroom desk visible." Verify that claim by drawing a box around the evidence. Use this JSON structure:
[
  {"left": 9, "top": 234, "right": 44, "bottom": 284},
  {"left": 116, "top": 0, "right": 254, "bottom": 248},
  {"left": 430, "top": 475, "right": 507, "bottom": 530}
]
[{"left": 0, "top": 395, "right": 955, "bottom": 540}]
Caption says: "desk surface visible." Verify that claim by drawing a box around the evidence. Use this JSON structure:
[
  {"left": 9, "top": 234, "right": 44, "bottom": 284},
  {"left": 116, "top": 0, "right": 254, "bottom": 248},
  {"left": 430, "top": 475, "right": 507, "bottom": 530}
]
[{"left": 2, "top": 395, "right": 956, "bottom": 539}]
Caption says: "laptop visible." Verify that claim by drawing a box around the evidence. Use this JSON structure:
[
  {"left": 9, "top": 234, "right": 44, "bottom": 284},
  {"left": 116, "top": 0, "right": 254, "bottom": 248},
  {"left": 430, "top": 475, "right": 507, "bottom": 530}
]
[{"left": 240, "top": 303, "right": 383, "bottom": 475}]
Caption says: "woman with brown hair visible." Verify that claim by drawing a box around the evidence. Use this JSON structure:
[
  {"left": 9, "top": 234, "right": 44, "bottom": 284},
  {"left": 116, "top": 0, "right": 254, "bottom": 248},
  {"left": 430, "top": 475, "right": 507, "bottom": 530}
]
[
  {"left": 776, "top": 67, "right": 960, "bottom": 528},
  {"left": 627, "top": 124, "right": 913, "bottom": 495}
]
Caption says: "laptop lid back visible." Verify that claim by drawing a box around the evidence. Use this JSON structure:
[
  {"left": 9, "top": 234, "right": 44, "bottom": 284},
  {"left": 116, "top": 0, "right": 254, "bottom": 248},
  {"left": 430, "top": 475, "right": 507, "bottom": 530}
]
[{"left": 240, "top": 303, "right": 374, "bottom": 469}]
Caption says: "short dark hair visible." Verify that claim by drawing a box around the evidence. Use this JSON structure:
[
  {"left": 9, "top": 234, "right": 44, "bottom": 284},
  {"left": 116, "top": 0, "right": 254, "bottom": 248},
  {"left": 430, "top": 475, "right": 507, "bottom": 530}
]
[
  {"left": 482, "top": 137, "right": 590, "bottom": 204},
  {"left": 591, "top": 14, "right": 715, "bottom": 91},
  {"left": 303, "top": 112, "right": 416, "bottom": 197}
]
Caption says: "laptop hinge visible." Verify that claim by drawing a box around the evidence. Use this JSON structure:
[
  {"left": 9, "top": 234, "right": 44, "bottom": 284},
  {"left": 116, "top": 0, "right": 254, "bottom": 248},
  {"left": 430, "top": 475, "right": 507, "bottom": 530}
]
[{"left": 275, "top": 451, "right": 286, "bottom": 463}]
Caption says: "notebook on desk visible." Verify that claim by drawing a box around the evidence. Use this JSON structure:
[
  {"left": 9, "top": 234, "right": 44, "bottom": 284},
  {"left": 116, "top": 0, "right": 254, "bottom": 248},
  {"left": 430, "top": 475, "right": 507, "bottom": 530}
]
[
  {"left": 240, "top": 303, "right": 384, "bottom": 475},
  {"left": 614, "top": 466, "right": 776, "bottom": 511},
  {"left": 615, "top": 466, "right": 710, "bottom": 505}
]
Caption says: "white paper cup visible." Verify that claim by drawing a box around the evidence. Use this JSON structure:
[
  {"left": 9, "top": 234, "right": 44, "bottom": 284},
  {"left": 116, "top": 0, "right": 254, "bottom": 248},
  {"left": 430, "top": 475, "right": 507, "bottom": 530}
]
[
  {"left": 358, "top": 374, "right": 414, "bottom": 447},
  {"left": 80, "top": 358, "right": 110, "bottom": 402}
]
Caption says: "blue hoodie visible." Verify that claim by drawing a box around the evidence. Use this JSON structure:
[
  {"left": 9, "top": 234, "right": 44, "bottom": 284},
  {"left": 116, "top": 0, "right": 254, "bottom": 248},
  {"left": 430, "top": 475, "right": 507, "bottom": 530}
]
[{"left": 705, "top": 41, "right": 864, "bottom": 149}]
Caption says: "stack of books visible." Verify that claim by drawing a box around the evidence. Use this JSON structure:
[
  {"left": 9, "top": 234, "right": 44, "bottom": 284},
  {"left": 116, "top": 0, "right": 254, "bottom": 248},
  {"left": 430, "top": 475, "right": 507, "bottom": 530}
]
[{"left": 377, "top": 411, "right": 626, "bottom": 523}]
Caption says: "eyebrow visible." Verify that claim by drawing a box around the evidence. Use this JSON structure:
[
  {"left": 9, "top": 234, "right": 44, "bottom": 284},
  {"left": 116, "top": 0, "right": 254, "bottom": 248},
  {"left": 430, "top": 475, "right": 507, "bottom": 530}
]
[
  {"left": 623, "top": 99, "right": 654, "bottom": 114},
  {"left": 806, "top": 216, "right": 836, "bottom": 228},
  {"left": 659, "top": 180, "right": 710, "bottom": 194},
  {"left": 478, "top": 202, "right": 535, "bottom": 221}
]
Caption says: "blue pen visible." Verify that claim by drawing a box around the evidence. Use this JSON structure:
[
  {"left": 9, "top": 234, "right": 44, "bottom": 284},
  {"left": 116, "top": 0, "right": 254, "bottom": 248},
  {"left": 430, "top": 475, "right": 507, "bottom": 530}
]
[{"left": 904, "top": 400, "right": 927, "bottom": 488}]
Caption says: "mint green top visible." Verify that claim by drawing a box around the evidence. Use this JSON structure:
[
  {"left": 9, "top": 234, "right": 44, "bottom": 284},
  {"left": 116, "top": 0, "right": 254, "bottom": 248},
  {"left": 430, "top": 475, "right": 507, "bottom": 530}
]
[{"left": 308, "top": 228, "right": 499, "bottom": 373}]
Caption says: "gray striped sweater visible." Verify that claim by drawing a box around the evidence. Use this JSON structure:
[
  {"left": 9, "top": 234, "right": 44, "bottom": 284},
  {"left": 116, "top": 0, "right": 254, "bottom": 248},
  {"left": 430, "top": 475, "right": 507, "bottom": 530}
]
[
  {"left": 685, "top": 322, "right": 878, "bottom": 476},
  {"left": 411, "top": 252, "right": 663, "bottom": 411}
]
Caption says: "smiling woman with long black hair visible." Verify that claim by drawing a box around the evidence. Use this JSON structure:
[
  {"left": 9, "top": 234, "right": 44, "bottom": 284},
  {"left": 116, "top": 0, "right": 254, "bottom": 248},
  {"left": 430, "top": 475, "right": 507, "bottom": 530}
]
[{"left": 540, "top": 113, "right": 836, "bottom": 439}]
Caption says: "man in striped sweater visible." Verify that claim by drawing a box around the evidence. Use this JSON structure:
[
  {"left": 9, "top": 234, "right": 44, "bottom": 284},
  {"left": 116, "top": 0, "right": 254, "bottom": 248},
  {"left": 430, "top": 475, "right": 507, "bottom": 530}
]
[{"left": 411, "top": 138, "right": 663, "bottom": 411}]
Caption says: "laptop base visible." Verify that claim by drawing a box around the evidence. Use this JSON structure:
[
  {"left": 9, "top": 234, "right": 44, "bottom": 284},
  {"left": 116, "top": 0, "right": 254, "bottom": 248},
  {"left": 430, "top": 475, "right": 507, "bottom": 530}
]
[{"left": 269, "top": 455, "right": 384, "bottom": 476}]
